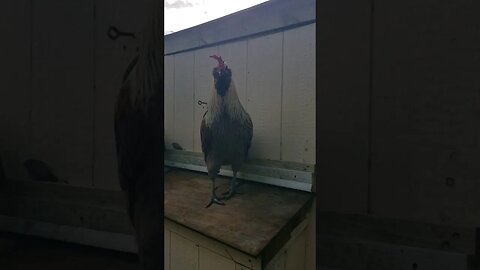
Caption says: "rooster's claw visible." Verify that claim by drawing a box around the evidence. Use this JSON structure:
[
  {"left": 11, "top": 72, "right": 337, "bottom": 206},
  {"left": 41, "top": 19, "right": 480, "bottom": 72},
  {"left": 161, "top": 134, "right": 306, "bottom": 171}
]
[
  {"left": 205, "top": 196, "right": 225, "bottom": 208},
  {"left": 221, "top": 190, "right": 242, "bottom": 200}
]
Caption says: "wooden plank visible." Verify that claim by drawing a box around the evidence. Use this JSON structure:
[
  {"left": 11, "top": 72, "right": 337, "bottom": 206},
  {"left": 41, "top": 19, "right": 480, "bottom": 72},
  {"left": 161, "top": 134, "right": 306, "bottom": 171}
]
[
  {"left": 285, "top": 227, "right": 306, "bottom": 270},
  {"left": 93, "top": 0, "right": 152, "bottom": 190},
  {"left": 4, "top": 179, "right": 125, "bottom": 210},
  {"left": 218, "top": 40, "right": 248, "bottom": 106},
  {"left": 0, "top": 0, "right": 32, "bottom": 181},
  {"left": 236, "top": 263, "right": 254, "bottom": 270},
  {"left": 173, "top": 51, "right": 195, "bottom": 151},
  {"left": 317, "top": 0, "right": 371, "bottom": 213},
  {"left": 264, "top": 251, "right": 285, "bottom": 270},
  {"left": 317, "top": 234, "right": 472, "bottom": 270},
  {"left": 305, "top": 199, "right": 316, "bottom": 270},
  {"left": 0, "top": 180, "right": 132, "bottom": 234},
  {"left": 1, "top": 196, "right": 131, "bottom": 234},
  {"left": 164, "top": 169, "right": 313, "bottom": 259},
  {"left": 165, "top": 228, "right": 171, "bottom": 270},
  {"left": 264, "top": 217, "right": 309, "bottom": 270},
  {"left": 246, "top": 32, "right": 283, "bottom": 160},
  {"left": 317, "top": 212, "right": 477, "bottom": 255},
  {"left": 371, "top": 0, "right": 480, "bottom": 228},
  {"left": 31, "top": 0, "right": 94, "bottom": 187},
  {"left": 170, "top": 232, "right": 199, "bottom": 270},
  {"left": 193, "top": 46, "right": 218, "bottom": 153},
  {"left": 199, "top": 246, "right": 236, "bottom": 270},
  {"left": 165, "top": 219, "right": 261, "bottom": 270},
  {"left": 164, "top": 55, "right": 175, "bottom": 150},
  {"left": 281, "top": 24, "right": 315, "bottom": 164},
  {"left": 0, "top": 215, "right": 136, "bottom": 253}
]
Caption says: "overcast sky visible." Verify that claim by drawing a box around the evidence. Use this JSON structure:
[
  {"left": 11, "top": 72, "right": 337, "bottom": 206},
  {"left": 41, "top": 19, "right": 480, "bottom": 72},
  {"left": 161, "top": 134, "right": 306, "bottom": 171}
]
[{"left": 164, "top": 0, "right": 270, "bottom": 35}]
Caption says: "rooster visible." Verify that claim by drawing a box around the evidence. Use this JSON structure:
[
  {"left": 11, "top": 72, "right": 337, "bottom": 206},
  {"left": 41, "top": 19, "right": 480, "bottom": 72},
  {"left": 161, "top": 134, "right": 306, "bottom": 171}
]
[
  {"left": 113, "top": 1, "right": 163, "bottom": 269},
  {"left": 201, "top": 55, "right": 253, "bottom": 208}
]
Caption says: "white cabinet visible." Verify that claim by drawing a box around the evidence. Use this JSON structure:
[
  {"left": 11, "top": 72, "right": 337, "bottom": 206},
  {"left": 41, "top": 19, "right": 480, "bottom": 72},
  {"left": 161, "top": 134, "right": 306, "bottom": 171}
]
[{"left": 164, "top": 214, "right": 313, "bottom": 270}]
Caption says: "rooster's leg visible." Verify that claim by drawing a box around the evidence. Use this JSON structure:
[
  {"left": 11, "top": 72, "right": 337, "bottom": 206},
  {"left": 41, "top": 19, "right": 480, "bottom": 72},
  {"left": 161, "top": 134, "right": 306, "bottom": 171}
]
[
  {"left": 221, "top": 171, "right": 242, "bottom": 200},
  {"left": 206, "top": 178, "right": 225, "bottom": 208}
]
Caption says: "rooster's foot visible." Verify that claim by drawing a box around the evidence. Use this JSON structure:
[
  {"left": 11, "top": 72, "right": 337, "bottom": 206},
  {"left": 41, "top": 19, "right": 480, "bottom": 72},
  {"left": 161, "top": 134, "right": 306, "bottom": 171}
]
[
  {"left": 221, "top": 190, "right": 242, "bottom": 200},
  {"left": 205, "top": 195, "right": 225, "bottom": 208},
  {"left": 221, "top": 181, "right": 244, "bottom": 200}
]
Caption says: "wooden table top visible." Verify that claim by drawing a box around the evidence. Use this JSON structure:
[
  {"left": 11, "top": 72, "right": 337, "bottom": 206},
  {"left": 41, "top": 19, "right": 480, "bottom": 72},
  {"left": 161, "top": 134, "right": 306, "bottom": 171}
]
[{"left": 164, "top": 169, "right": 313, "bottom": 258}]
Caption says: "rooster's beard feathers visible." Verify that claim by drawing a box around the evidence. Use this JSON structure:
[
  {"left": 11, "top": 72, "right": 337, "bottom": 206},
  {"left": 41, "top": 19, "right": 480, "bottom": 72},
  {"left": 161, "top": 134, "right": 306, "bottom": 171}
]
[{"left": 205, "top": 80, "right": 250, "bottom": 126}]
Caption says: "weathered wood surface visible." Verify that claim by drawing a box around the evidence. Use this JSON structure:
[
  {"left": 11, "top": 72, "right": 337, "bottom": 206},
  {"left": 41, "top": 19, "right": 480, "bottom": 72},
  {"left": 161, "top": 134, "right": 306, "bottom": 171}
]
[
  {"left": 317, "top": 234, "right": 475, "bottom": 270},
  {"left": 164, "top": 169, "right": 313, "bottom": 258},
  {"left": 0, "top": 215, "right": 136, "bottom": 253},
  {"left": 317, "top": 212, "right": 478, "bottom": 255},
  {"left": 0, "top": 180, "right": 131, "bottom": 234}
]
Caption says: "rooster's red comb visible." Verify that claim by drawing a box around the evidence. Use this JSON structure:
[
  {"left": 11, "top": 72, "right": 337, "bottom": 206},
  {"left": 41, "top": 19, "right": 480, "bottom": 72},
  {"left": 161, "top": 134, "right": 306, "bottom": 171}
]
[{"left": 210, "top": 54, "right": 225, "bottom": 69}]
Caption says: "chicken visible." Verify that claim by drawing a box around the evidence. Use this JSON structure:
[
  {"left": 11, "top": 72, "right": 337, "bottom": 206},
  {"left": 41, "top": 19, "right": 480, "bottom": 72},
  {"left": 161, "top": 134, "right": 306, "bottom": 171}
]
[
  {"left": 113, "top": 2, "right": 163, "bottom": 269},
  {"left": 201, "top": 55, "right": 253, "bottom": 208}
]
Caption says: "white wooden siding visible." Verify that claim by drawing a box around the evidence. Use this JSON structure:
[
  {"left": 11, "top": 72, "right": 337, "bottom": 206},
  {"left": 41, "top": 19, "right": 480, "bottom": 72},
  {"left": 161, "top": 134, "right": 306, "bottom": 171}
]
[
  {"left": 199, "top": 246, "right": 236, "bottom": 270},
  {"left": 170, "top": 232, "right": 199, "bottom": 270},
  {"left": 173, "top": 52, "right": 195, "bottom": 152},
  {"left": 93, "top": 0, "right": 152, "bottom": 190},
  {"left": 285, "top": 228, "right": 307, "bottom": 270},
  {"left": 31, "top": 0, "right": 94, "bottom": 187},
  {"left": 247, "top": 32, "right": 284, "bottom": 160},
  {"left": 165, "top": 23, "right": 316, "bottom": 164},
  {"left": 282, "top": 24, "right": 316, "bottom": 164},
  {"left": 0, "top": 0, "right": 31, "bottom": 181},
  {"left": 164, "top": 55, "right": 175, "bottom": 150},
  {"left": 165, "top": 228, "right": 171, "bottom": 270}
]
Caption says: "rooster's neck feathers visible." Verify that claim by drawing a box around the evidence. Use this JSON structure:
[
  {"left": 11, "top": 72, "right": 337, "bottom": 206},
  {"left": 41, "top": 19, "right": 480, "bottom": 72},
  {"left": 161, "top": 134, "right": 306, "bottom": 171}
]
[
  {"left": 129, "top": 1, "right": 162, "bottom": 111},
  {"left": 206, "top": 80, "right": 250, "bottom": 125}
]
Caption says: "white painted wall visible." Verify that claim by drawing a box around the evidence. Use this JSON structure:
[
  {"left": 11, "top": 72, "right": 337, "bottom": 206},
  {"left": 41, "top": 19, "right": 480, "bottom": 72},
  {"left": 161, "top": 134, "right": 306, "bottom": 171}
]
[{"left": 164, "top": 23, "right": 316, "bottom": 164}]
